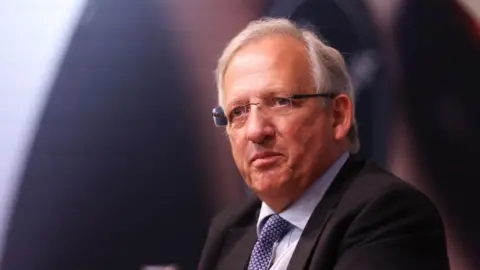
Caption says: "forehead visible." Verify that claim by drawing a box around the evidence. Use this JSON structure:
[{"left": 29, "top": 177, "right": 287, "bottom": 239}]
[{"left": 223, "top": 35, "right": 315, "bottom": 103}]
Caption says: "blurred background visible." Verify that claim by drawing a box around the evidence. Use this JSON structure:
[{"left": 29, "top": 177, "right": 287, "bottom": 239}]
[{"left": 0, "top": 0, "right": 478, "bottom": 269}]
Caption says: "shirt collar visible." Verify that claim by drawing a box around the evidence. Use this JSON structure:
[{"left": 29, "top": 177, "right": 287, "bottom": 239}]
[{"left": 256, "top": 152, "right": 350, "bottom": 235}]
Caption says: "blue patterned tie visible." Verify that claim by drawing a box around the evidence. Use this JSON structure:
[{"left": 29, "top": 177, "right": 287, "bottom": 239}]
[{"left": 248, "top": 214, "right": 292, "bottom": 270}]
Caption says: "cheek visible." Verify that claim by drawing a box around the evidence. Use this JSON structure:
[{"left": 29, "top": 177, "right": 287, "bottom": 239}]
[
  {"left": 286, "top": 125, "right": 313, "bottom": 159},
  {"left": 280, "top": 116, "right": 330, "bottom": 164}
]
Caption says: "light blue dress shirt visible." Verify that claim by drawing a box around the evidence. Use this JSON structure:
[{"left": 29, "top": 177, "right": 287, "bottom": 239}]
[{"left": 256, "top": 152, "right": 349, "bottom": 270}]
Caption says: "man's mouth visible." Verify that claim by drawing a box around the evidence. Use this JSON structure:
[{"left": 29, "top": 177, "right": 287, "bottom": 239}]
[{"left": 250, "top": 152, "right": 283, "bottom": 168}]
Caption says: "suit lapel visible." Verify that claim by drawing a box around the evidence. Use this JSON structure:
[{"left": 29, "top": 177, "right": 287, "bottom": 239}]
[
  {"left": 216, "top": 224, "right": 257, "bottom": 270},
  {"left": 287, "top": 156, "right": 364, "bottom": 270},
  {"left": 199, "top": 196, "right": 260, "bottom": 270}
]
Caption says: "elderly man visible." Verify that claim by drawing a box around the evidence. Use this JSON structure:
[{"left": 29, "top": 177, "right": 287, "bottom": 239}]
[{"left": 199, "top": 18, "right": 449, "bottom": 270}]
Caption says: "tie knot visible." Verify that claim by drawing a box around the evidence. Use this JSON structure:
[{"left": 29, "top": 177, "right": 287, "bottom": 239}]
[{"left": 258, "top": 214, "right": 292, "bottom": 245}]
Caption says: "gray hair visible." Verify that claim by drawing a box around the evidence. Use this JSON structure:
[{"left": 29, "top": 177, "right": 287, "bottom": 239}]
[{"left": 215, "top": 17, "right": 360, "bottom": 153}]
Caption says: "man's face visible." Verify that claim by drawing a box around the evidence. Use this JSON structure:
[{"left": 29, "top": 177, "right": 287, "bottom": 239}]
[{"left": 223, "top": 35, "right": 343, "bottom": 207}]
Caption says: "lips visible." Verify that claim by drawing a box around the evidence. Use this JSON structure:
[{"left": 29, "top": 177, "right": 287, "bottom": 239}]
[{"left": 250, "top": 152, "right": 283, "bottom": 168}]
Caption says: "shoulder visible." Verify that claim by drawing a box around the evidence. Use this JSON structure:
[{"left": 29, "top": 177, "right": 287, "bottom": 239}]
[
  {"left": 330, "top": 158, "right": 445, "bottom": 239},
  {"left": 341, "top": 160, "right": 436, "bottom": 210},
  {"left": 325, "top": 160, "right": 449, "bottom": 269},
  {"left": 337, "top": 160, "right": 444, "bottom": 238}
]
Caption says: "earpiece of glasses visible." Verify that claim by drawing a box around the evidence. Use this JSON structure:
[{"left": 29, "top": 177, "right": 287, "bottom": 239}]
[{"left": 212, "top": 106, "right": 228, "bottom": 127}]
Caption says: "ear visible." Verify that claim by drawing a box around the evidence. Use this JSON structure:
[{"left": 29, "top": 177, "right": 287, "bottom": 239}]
[{"left": 331, "top": 94, "right": 353, "bottom": 141}]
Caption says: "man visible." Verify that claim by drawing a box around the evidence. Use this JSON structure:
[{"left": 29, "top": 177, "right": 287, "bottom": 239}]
[{"left": 199, "top": 18, "right": 449, "bottom": 270}]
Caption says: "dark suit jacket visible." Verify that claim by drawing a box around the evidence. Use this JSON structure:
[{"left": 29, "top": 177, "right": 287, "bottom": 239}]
[{"left": 198, "top": 157, "right": 450, "bottom": 269}]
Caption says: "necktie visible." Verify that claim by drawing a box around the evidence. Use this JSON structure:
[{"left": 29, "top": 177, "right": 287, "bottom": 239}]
[{"left": 248, "top": 214, "right": 292, "bottom": 270}]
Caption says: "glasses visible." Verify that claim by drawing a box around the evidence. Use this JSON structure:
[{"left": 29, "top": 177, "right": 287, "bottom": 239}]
[{"left": 212, "top": 93, "right": 336, "bottom": 129}]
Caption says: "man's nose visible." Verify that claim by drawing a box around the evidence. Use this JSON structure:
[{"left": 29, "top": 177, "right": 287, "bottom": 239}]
[{"left": 245, "top": 106, "right": 275, "bottom": 144}]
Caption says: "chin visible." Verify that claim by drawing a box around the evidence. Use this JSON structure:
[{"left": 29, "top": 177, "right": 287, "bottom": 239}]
[{"left": 248, "top": 167, "right": 291, "bottom": 196}]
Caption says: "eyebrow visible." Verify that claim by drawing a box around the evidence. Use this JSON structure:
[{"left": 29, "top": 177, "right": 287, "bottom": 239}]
[{"left": 225, "top": 98, "right": 245, "bottom": 113}]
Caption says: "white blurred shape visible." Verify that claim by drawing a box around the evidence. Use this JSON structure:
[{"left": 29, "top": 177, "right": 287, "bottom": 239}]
[
  {"left": 0, "top": 0, "right": 87, "bottom": 262},
  {"left": 458, "top": 0, "right": 480, "bottom": 23},
  {"left": 349, "top": 50, "right": 380, "bottom": 95}
]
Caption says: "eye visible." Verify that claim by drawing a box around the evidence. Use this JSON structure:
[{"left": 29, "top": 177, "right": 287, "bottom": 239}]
[
  {"left": 229, "top": 105, "right": 248, "bottom": 120},
  {"left": 272, "top": 97, "right": 291, "bottom": 107}
]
